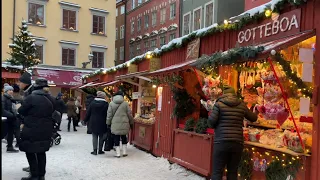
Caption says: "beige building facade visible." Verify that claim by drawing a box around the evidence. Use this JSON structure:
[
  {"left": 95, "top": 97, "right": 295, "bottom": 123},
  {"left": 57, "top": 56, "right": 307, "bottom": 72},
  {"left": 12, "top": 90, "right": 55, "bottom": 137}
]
[{"left": 2, "top": 0, "right": 116, "bottom": 69}]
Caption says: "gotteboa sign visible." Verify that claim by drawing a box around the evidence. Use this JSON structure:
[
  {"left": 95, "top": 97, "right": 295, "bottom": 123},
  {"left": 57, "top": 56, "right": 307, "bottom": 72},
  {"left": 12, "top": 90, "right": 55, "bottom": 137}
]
[{"left": 237, "top": 9, "right": 301, "bottom": 45}]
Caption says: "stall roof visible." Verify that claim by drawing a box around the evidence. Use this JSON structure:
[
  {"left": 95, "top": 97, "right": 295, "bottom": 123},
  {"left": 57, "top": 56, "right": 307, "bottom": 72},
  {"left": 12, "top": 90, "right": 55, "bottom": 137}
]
[
  {"left": 146, "top": 60, "right": 197, "bottom": 76},
  {"left": 115, "top": 71, "right": 150, "bottom": 80}
]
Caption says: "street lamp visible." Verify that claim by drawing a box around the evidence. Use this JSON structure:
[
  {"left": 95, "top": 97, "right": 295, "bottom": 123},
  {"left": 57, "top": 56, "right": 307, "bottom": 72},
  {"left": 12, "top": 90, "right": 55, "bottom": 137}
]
[{"left": 82, "top": 52, "right": 94, "bottom": 68}]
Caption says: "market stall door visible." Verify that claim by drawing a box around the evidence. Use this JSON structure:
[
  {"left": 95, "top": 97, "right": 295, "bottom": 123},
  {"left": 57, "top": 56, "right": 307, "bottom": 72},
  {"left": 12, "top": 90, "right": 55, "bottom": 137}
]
[{"left": 153, "top": 86, "right": 175, "bottom": 158}]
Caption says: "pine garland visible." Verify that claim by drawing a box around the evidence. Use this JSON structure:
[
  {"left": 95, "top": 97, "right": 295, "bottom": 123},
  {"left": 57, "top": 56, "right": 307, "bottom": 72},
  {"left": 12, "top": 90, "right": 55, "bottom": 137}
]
[
  {"left": 151, "top": 74, "right": 183, "bottom": 90},
  {"left": 265, "top": 156, "right": 303, "bottom": 180},
  {"left": 184, "top": 118, "right": 196, "bottom": 131},
  {"left": 172, "top": 88, "right": 196, "bottom": 120},
  {"left": 83, "top": 0, "right": 308, "bottom": 80},
  {"left": 6, "top": 20, "right": 39, "bottom": 70},
  {"left": 238, "top": 149, "right": 253, "bottom": 180},
  {"left": 195, "top": 118, "right": 208, "bottom": 134}
]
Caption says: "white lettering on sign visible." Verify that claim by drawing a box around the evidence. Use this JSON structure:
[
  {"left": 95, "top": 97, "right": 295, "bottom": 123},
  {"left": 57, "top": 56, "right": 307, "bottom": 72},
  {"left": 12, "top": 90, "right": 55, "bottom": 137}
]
[{"left": 238, "top": 14, "right": 299, "bottom": 43}]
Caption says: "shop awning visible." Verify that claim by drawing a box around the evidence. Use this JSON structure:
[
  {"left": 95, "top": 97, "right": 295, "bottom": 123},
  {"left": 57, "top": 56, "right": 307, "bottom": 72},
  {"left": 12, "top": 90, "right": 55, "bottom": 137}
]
[
  {"left": 2, "top": 71, "right": 21, "bottom": 79},
  {"left": 259, "top": 30, "right": 315, "bottom": 55},
  {"left": 115, "top": 71, "right": 151, "bottom": 84},
  {"left": 33, "top": 69, "right": 85, "bottom": 87},
  {"left": 103, "top": 80, "right": 119, "bottom": 86},
  {"left": 146, "top": 60, "right": 197, "bottom": 76}
]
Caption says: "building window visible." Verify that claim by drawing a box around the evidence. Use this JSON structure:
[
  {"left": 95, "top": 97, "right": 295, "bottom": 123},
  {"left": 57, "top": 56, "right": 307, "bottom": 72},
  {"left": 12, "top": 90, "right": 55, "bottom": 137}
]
[
  {"left": 35, "top": 45, "right": 44, "bottom": 64},
  {"left": 92, "top": 15, "right": 105, "bottom": 34},
  {"left": 137, "top": 44, "right": 141, "bottom": 55},
  {"left": 120, "top": 5, "right": 125, "bottom": 14},
  {"left": 205, "top": 2, "right": 214, "bottom": 27},
  {"left": 150, "top": 39, "right": 157, "bottom": 50},
  {"left": 138, "top": 0, "right": 142, "bottom": 6},
  {"left": 170, "top": 3, "right": 176, "bottom": 19},
  {"left": 144, "top": 40, "right": 149, "bottom": 52},
  {"left": 152, "top": 11, "right": 157, "bottom": 26},
  {"left": 28, "top": 3, "right": 45, "bottom": 25},
  {"left": 116, "top": 8, "right": 118, "bottom": 17},
  {"left": 116, "top": 28, "right": 118, "bottom": 40},
  {"left": 92, "top": 51, "right": 104, "bottom": 68},
  {"left": 120, "top": 25, "right": 125, "bottom": 39},
  {"left": 183, "top": 13, "right": 191, "bottom": 35},
  {"left": 131, "top": 21, "right": 135, "bottom": 34},
  {"left": 62, "top": 9, "right": 77, "bottom": 30},
  {"left": 129, "top": 45, "right": 135, "bottom": 59},
  {"left": 137, "top": 18, "right": 141, "bottom": 32},
  {"left": 169, "top": 33, "right": 176, "bottom": 41},
  {"left": 193, "top": 7, "right": 202, "bottom": 31},
  {"left": 132, "top": 0, "right": 135, "bottom": 10},
  {"left": 115, "top": 48, "right": 118, "bottom": 61},
  {"left": 144, "top": 15, "right": 149, "bottom": 29},
  {"left": 160, "top": 8, "right": 166, "bottom": 24},
  {"left": 120, "top": 46, "right": 124, "bottom": 60},
  {"left": 62, "top": 48, "right": 76, "bottom": 66},
  {"left": 160, "top": 36, "right": 166, "bottom": 47}
]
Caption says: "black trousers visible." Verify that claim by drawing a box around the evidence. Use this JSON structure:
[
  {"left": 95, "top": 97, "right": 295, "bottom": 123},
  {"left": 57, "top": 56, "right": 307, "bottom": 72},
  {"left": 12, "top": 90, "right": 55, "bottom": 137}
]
[
  {"left": 211, "top": 141, "right": 243, "bottom": 180},
  {"left": 67, "top": 116, "right": 77, "bottom": 130},
  {"left": 113, "top": 135, "right": 127, "bottom": 146},
  {"left": 14, "top": 118, "right": 21, "bottom": 145},
  {"left": 6, "top": 121, "right": 15, "bottom": 148},
  {"left": 26, "top": 152, "right": 46, "bottom": 177},
  {"left": 92, "top": 133, "right": 104, "bottom": 151},
  {"left": 57, "top": 113, "right": 63, "bottom": 130}
]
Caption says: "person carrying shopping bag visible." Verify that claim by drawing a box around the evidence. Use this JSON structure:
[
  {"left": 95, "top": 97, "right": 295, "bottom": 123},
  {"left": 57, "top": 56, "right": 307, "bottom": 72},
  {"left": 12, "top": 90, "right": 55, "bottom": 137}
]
[{"left": 106, "top": 91, "right": 134, "bottom": 158}]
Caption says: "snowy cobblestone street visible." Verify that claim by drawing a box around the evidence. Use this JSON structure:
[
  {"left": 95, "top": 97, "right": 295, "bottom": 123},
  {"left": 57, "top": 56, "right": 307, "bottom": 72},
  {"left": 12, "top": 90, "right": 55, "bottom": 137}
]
[{"left": 2, "top": 116, "right": 205, "bottom": 180}]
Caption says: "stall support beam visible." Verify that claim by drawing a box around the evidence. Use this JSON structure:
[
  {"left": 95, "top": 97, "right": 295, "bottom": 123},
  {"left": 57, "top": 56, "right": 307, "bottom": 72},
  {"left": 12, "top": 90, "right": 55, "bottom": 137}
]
[{"left": 311, "top": 2, "right": 320, "bottom": 179}]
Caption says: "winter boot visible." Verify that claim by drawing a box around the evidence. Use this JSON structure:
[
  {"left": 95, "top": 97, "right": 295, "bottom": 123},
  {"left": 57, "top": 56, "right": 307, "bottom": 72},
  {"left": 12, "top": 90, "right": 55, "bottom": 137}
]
[
  {"left": 122, "top": 144, "right": 128, "bottom": 157},
  {"left": 115, "top": 146, "right": 121, "bottom": 158},
  {"left": 7, "top": 146, "right": 19, "bottom": 153},
  {"left": 21, "top": 175, "right": 38, "bottom": 180},
  {"left": 98, "top": 150, "right": 105, "bottom": 154},
  {"left": 91, "top": 149, "right": 97, "bottom": 155},
  {"left": 74, "top": 128, "right": 77, "bottom": 132},
  {"left": 22, "top": 167, "right": 30, "bottom": 172}
]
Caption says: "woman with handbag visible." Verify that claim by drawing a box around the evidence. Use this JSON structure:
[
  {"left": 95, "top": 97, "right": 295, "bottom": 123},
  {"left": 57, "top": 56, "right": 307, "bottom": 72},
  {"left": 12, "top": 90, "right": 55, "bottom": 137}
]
[
  {"left": 66, "top": 98, "right": 77, "bottom": 132},
  {"left": 106, "top": 91, "right": 134, "bottom": 158}
]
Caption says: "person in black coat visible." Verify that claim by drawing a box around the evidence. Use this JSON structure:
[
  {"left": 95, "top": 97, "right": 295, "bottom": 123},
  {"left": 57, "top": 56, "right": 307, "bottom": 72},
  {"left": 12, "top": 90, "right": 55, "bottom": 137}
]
[
  {"left": 208, "top": 86, "right": 258, "bottom": 180},
  {"left": 18, "top": 78, "right": 56, "bottom": 180},
  {"left": 55, "top": 93, "right": 66, "bottom": 131},
  {"left": 2, "top": 85, "right": 19, "bottom": 152},
  {"left": 84, "top": 91, "right": 109, "bottom": 155},
  {"left": 85, "top": 94, "right": 95, "bottom": 134}
]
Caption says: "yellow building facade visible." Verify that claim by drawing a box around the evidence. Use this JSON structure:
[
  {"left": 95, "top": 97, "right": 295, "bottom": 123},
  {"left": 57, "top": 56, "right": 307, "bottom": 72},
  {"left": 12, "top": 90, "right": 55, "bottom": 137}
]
[{"left": 2, "top": 0, "right": 116, "bottom": 69}]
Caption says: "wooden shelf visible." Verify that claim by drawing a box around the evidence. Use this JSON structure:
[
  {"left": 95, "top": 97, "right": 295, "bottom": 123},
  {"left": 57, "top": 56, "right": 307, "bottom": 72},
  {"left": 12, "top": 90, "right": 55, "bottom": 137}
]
[{"left": 244, "top": 141, "right": 310, "bottom": 157}]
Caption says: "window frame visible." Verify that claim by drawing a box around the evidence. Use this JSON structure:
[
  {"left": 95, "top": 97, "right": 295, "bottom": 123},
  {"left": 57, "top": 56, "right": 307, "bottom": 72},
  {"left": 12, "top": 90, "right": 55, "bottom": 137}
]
[
  {"left": 115, "top": 47, "right": 118, "bottom": 62},
  {"left": 120, "top": 5, "right": 125, "bottom": 14},
  {"left": 90, "top": 45, "right": 107, "bottom": 69},
  {"left": 27, "top": 0, "right": 46, "bottom": 26},
  {"left": 90, "top": 8, "right": 109, "bottom": 35},
  {"left": 136, "top": 44, "right": 141, "bottom": 55},
  {"left": 116, "top": 27, "right": 118, "bottom": 40},
  {"left": 150, "top": 39, "right": 157, "bottom": 50},
  {"left": 59, "top": 2, "right": 80, "bottom": 32},
  {"left": 182, "top": 12, "right": 191, "bottom": 36},
  {"left": 152, "top": 11, "right": 157, "bottom": 26},
  {"left": 160, "top": 8, "right": 166, "bottom": 24},
  {"left": 204, "top": 1, "right": 214, "bottom": 28},
  {"left": 169, "top": 32, "right": 176, "bottom": 42},
  {"left": 144, "top": 40, "right": 149, "bottom": 52},
  {"left": 137, "top": 18, "right": 142, "bottom": 32},
  {"left": 160, "top": 36, "right": 166, "bottom": 47},
  {"left": 138, "top": 0, "right": 142, "bottom": 6},
  {"left": 170, "top": 2, "right": 176, "bottom": 19},
  {"left": 144, "top": 14, "right": 149, "bottom": 29},
  {"left": 193, "top": 6, "right": 202, "bottom": 31},
  {"left": 119, "top": 46, "right": 125, "bottom": 61},
  {"left": 132, "top": 0, "right": 135, "bottom": 10},
  {"left": 131, "top": 21, "right": 135, "bottom": 34},
  {"left": 34, "top": 38, "right": 46, "bottom": 64},
  {"left": 120, "top": 25, "right": 125, "bottom": 39}
]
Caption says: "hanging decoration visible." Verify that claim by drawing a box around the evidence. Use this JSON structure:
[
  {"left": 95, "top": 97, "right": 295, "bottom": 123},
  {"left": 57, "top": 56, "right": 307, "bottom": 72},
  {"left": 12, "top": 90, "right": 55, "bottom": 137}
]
[{"left": 151, "top": 74, "right": 183, "bottom": 90}]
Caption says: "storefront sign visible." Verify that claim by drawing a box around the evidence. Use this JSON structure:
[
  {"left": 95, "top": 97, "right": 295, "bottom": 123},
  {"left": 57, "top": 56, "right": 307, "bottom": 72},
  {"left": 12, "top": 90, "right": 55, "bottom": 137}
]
[
  {"left": 238, "top": 9, "right": 301, "bottom": 45},
  {"left": 186, "top": 38, "right": 200, "bottom": 61},
  {"left": 132, "top": 92, "right": 141, "bottom": 99},
  {"left": 149, "top": 58, "right": 161, "bottom": 72},
  {"left": 157, "top": 87, "right": 163, "bottom": 111}
]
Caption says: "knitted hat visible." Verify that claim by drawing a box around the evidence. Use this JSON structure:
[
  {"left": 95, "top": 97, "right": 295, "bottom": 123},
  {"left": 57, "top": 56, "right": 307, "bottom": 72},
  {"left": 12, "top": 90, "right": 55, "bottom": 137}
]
[
  {"left": 57, "top": 92, "right": 63, "bottom": 97},
  {"left": 223, "top": 85, "right": 235, "bottom": 94},
  {"left": 33, "top": 78, "right": 49, "bottom": 89},
  {"left": 4, "top": 83, "right": 10, "bottom": 87},
  {"left": 97, "top": 91, "right": 107, "bottom": 99},
  {"left": 19, "top": 72, "right": 32, "bottom": 85},
  {"left": 4, "top": 85, "right": 14, "bottom": 93},
  {"left": 114, "top": 90, "right": 124, "bottom": 97}
]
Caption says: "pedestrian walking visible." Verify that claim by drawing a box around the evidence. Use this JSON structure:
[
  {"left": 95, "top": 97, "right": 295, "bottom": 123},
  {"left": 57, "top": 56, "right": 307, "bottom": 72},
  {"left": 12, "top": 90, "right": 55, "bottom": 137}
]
[
  {"left": 106, "top": 91, "right": 134, "bottom": 158},
  {"left": 85, "top": 94, "right": 95, "bottom": 134},
  {"left": 55, "top": 93, "right": 66, "bottom": 131},
  {"left": 66, "top": 97, "right": 78, "bottom": 132},
  {"left": 18, "top": 78, "right": 56, "bottom": 180},
  {"left": 17, "top": 71, "right": 34, "bottom": 173},
  {"left": 208, "top": 86, "right": 258, "bottom": 180},
  {"left": 2, "top": 84, "right": 19, "bottom": 153},
  {"left": 75, "top": 96, "right": 82, "bottom": 127},
  {"left": 84, "top": 91, "right": 109, "bottom": 155},
  {"left": 12, "top": 83, "right": 23, "bottom": 148}
]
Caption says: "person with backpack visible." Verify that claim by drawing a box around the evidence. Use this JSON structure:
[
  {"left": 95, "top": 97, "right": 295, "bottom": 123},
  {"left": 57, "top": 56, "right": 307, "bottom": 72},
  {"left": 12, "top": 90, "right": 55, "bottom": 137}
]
[{"left": 106, "top": 91, "right": 134, "bottom": 158}]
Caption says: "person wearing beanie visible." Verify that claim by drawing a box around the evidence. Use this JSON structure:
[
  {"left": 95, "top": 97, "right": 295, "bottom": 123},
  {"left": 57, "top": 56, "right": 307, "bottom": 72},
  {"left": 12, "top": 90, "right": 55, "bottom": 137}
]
[
  {"left": 54, "top": 92, "right": 66, "bottom": 131},
  {"left": 107, "top": 90, "right": 133, "bottom": 158},
  {"left": 18, "top": 78, "right": 56, "bottom": 180},
  {"left": 208, "top": 85, "right": 258, "bottom": 180},
  {"left": 2, "top": 84, "right": 19, "bottom": 153},
  {"left": 84, "top": 91, "right": 109, "bottom": 155}
]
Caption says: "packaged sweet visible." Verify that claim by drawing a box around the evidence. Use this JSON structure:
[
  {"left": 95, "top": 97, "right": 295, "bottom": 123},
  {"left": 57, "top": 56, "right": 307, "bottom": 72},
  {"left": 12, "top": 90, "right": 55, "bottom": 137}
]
[{"left": 248, "top": 128, "right": 263, "bottom": 142}]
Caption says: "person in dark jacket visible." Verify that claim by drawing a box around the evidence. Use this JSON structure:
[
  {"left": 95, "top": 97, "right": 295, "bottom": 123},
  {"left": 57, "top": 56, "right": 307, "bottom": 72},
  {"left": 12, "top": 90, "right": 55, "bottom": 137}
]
[
  {"left": 55, "top": 93, "right": 66, "bottom": 131},
  {"left": 12, "top": 83, "right": 23, "bottom": 148},
  {"left": 66, "top": 98, "right": 78, "bottom": 132},
  {"left": 85, "top": 94, "right": 95, "bottom": 134},
  {"left": 18, "top": 78, "right": 56, "bottom": 180},
  {"left": 84, "top": 91, "right": 109, "bottom": 155},
  {"left": 2, "top": 85, "right": 19, "bottom": 153},
  {"left": 208, "top": 86, "right": 258, "bottom": 180}
]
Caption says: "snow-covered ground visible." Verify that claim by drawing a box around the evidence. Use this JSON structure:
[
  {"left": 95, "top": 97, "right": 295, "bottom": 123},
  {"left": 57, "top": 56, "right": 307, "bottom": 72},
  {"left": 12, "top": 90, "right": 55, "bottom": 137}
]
[{"left": 2, "top": 115, "right": 206, "bottom": 180}]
